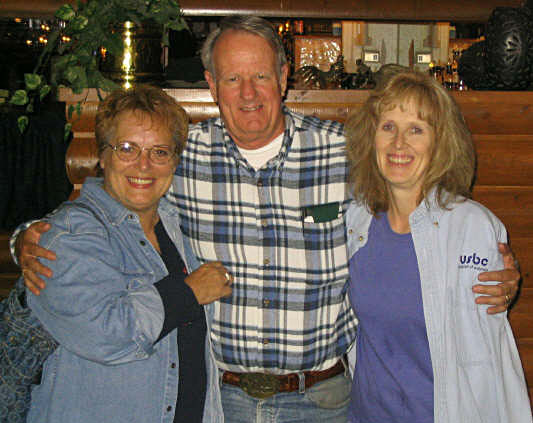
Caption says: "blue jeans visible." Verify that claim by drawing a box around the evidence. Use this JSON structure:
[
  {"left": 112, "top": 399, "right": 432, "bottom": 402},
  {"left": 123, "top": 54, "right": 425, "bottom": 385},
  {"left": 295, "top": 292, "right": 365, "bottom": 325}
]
[
  {"left": 0, "top": 282, "right": 57, "bottom": 423},
  {"left": 221, "top": 373, "right": 351, "bottom": 423}
]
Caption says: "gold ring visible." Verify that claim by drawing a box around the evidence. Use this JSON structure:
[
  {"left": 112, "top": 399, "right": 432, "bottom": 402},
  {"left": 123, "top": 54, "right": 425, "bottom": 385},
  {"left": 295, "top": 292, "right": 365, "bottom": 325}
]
[
  {"left": 225, "top": 272, "right": 231, "bottom": 283},
  {"left": 505, "top": 294, "right": 511, "bottom": 304}
]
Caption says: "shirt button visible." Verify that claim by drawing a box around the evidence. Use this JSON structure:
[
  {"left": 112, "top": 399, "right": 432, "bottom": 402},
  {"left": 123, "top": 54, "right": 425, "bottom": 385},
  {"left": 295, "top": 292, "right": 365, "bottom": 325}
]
[
  {"left": 140, "top": 240, "right": 146, "bottom": 246},
  {"left": 167, "top": 406, "right": 172, "bottom": 412},
  {"left": 358, "top": 235, "right": 364, "bottom": 241},
  {"left": 263, "top": 299, "right": 270, "bottom": 307},
  {"left": 262, "top": 339, "right": 269, "bottom": 345},
  {"left": 348, "top": 229, "right": 353, "bottom": 234},
  {"left": 170, "top": 363, "right": 176, "bottom": 368},
  {"left": 264, "top": 258, "right": 270, "bottom": 265},
  {"left": 261, "top": 219, "right": 268, "bottom": 227}
]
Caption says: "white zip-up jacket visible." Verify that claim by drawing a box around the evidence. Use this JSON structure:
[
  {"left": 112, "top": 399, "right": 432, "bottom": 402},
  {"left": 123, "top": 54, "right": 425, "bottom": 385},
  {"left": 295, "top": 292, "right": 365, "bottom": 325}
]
[{"left": 345, "top": 189, "right": 532, "bottom": 423}]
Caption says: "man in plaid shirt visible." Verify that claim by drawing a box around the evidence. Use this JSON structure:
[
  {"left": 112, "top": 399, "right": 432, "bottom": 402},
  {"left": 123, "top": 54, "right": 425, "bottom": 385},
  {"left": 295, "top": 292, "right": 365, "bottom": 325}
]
[
  {"left": 15, "top": 15, "right": 520, "bottom": 423},
  {"left": 165, "top": 16, "right": 356, "bottom": 422}
]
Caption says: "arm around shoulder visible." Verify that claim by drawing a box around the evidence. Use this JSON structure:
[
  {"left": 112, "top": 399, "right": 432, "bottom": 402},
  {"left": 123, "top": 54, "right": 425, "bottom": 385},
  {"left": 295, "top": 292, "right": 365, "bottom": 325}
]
[{"left": 28, "top": 215, "right": 165, "bottom": 365}]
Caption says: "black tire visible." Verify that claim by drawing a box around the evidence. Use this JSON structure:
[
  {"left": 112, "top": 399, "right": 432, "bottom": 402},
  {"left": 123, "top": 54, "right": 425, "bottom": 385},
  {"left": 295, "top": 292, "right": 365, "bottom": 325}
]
[
  {"left": 485, "top": 7, "right": 533, "bottom": 90},
  {"left": 458, "top": 41, "right": 493, "bottom": 90}
]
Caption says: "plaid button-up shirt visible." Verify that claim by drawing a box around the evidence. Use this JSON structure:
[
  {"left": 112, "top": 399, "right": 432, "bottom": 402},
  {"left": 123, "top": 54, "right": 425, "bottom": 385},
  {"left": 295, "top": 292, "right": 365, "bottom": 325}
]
[{"left": 169, "top": 108, "right": 357, "bottom": 374}]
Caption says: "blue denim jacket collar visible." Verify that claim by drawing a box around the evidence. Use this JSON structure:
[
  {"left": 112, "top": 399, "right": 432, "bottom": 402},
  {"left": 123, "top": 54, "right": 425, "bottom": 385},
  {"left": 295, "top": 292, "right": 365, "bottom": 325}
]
[{"left": 81, "top": 177, "right": 181, "bottom": 225}]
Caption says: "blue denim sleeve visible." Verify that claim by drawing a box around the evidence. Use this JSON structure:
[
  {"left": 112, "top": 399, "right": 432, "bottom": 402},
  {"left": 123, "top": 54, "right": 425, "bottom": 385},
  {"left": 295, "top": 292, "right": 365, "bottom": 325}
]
[{"left": 27, "top": 223, "right": 165, "bottom": 365}]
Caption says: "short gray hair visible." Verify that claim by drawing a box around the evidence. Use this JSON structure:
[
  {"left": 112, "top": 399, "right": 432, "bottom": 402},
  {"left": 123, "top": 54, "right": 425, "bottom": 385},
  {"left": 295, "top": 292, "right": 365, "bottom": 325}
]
[{"left": 201, "top": 15, "right": 287, "bottom": 79}]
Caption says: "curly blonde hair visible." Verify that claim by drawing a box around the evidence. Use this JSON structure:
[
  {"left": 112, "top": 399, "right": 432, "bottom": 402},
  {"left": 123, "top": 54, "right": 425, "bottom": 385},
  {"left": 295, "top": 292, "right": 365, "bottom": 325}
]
[{"left": 345, "top": 70, "right": 475, "bottom": 214}]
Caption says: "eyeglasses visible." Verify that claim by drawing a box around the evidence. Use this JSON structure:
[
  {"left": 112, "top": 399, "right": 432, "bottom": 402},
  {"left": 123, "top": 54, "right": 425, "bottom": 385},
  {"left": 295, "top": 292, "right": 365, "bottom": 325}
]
[{"left": 105, "top": 142, "right": 177, "bottom": 165}]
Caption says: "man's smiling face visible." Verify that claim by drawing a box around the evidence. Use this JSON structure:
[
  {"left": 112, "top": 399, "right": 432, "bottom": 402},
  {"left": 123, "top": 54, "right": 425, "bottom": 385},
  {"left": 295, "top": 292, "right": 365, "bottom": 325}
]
[{"left": 204, "top": 29, "right": 288, "bottom": 150}]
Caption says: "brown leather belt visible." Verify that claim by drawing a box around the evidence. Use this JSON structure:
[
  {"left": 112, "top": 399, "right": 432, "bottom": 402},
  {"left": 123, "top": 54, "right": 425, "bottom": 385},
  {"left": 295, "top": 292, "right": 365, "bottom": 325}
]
[{"left": 222, "top": 359, "right": 345, "bottom": 399}]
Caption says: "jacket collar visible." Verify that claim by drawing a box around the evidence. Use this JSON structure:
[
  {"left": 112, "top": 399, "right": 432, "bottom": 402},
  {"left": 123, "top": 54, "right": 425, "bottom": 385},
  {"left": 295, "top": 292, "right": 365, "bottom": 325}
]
[
  {"left": 215, "top": 106, "right": 297, "bottom": 170},
  {"left": 409, "top": 187, "right": 451, "bottom": 229},
  {"left": 80, "top": 177, "right": 179, "bottom": 226}
]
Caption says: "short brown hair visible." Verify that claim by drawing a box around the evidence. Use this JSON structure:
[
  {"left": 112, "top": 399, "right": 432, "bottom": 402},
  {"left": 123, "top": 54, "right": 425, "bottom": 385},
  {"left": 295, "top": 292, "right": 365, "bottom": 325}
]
[
  {"left": 345, "top": 70, "right": 475, "bottom": 213},
  {"left": 95, "top": 85, "right": 188, "bottom": 158}
]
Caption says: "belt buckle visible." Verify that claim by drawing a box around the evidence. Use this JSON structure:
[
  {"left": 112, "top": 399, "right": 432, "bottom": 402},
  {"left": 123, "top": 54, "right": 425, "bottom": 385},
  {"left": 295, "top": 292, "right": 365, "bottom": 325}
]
[{"left": 239, "top": 373, "right": 280, "bottom": 399}]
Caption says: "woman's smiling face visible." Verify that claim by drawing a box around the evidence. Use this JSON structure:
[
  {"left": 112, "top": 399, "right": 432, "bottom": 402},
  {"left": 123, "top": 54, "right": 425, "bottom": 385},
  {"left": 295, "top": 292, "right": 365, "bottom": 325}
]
[
  {"left": 375, "top": 100, "right": 434, "bottom": 197},
  {"left": 100, "top": 111, "right": 177, "bottom": 220}
]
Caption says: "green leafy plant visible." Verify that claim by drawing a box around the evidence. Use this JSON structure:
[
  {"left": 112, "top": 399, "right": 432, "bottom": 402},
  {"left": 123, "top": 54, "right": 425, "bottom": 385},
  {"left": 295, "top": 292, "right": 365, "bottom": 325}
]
[{"left": 9, "top": 0, "right": 186, "bottom": 134}]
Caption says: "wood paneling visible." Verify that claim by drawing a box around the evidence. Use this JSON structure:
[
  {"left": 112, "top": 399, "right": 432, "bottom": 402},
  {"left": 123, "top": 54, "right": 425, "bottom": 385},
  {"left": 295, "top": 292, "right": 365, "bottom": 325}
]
[
  {"left": 511, "top": 239, "right": 532, "bottom": 285},
  {"left": 472, "top": 187, "right": 533, "bottom": 238},
  {"left": 510, "top": 306, "right": 533, "bottom": 340},
  {"left": 475, "top": 135, "right": 533, "bottom": 186}
]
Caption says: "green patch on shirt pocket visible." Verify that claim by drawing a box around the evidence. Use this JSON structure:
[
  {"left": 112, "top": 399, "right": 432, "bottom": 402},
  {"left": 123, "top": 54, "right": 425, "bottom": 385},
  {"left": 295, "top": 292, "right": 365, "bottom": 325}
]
[{"left": 302, "top": 202, "right": 341, "bottom": 223}]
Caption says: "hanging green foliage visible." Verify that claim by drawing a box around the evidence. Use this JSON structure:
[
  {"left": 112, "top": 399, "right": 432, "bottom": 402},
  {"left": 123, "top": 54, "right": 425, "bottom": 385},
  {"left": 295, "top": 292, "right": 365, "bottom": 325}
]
[{"left": 8, "top": 0, "right": 186, "bottom": 133}]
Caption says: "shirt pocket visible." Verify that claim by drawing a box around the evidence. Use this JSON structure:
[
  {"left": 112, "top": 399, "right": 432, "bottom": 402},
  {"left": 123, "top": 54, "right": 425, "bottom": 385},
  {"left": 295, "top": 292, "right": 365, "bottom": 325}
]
[
  {"left": 454, "top": 357, "right": 498, "bottom": 422},
  {"left": 301, "top": 215, "right": 348, "bottom": 286}
]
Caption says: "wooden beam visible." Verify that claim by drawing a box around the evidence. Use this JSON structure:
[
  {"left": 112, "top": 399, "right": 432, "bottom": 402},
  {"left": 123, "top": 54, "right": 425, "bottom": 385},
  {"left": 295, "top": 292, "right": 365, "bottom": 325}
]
[
  {"left": 178, "top": 0, "right": 523, "bottom": 21},
  {"left": 0, "top": 0, "right": 74, "bottom": 18},
  {"left": 0, "top": 0, "right": 524, "bottom": 21}
]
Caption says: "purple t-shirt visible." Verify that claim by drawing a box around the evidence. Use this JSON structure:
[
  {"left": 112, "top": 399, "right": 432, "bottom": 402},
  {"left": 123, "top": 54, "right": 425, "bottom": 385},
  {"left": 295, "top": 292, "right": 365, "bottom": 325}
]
[{"left": 348, "top": 214, "right": 433, "bottom": 423}]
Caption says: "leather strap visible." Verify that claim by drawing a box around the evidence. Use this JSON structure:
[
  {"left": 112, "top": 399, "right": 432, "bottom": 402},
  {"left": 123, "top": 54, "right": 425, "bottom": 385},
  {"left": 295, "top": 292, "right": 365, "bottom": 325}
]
[{"left": 222, "top": 359, "right": 345, "bottom": 393}]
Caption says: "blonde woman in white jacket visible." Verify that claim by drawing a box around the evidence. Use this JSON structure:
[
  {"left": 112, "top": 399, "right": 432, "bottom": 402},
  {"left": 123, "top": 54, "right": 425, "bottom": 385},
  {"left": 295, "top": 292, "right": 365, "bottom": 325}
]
[{"left": 344, "top": 70, "right": 531, "bottom": 423}]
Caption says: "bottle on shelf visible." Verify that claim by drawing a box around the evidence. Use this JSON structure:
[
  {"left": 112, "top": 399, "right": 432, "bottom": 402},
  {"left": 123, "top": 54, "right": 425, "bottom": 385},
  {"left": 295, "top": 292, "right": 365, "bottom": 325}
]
[
  {"left": 434, "top": 64, "right": 444, "bottom": 85},
  {"left": 457, "top": 49, "right": 468, "bottom": 91},
  {"left": 445, "top": 59, "right": 454, "bottom": 90},
  {"left": 451, "top": 49, "right": 460, "bottom": 90}
]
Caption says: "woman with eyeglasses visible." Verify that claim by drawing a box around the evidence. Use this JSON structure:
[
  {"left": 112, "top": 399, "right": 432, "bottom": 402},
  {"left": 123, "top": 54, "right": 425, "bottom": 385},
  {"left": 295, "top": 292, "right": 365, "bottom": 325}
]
[{"left": 25, "top": 85, "right": 228, "bottom": 423}]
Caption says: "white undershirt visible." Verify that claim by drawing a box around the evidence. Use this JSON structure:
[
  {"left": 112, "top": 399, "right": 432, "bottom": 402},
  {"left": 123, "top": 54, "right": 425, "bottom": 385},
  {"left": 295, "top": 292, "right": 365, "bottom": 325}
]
[{"left": 236, "top": 133, "right": 284, "bottom": 170}]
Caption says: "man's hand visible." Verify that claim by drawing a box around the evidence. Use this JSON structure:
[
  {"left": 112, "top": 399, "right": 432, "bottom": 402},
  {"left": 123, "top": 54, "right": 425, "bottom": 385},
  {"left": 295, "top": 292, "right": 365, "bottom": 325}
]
[
  {"left": 185, "top": 261, "right": 233, "bottom": 305},
  {"left": 473, "top": 243, "right": 520, "bottom": 315},
  {"left": 16, "top": 221, "right": 55, "bottom": 295}
]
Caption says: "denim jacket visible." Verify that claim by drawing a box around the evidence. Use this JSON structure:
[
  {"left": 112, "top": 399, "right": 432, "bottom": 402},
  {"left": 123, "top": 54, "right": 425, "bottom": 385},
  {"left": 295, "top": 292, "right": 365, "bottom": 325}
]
[
  {"left": 345, "top": 190, "right": 532, "bottom": 423},
  {"left": 26, "top": 177, "right": 224, "bottom": 423}
]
